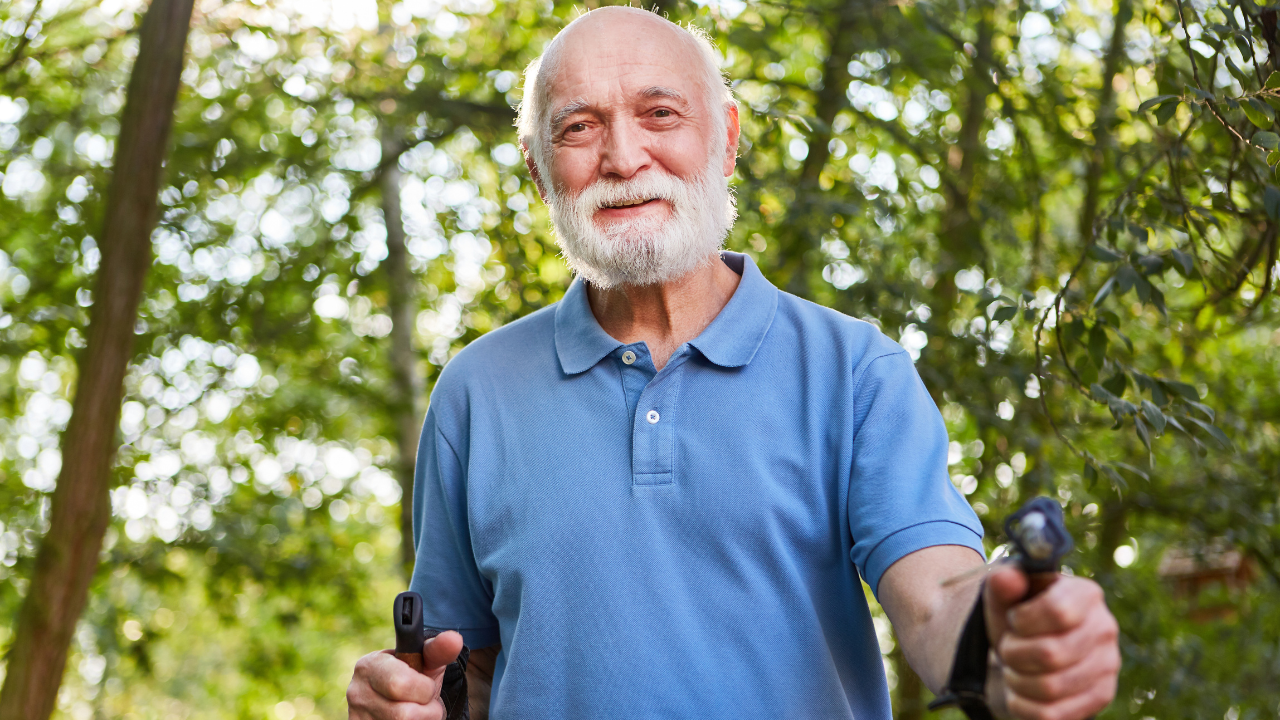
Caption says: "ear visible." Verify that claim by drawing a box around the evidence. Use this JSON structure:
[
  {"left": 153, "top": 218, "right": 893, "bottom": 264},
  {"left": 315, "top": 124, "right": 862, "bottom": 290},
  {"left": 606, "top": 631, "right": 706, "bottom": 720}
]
[
  {"left": 522, "top": 141, "right": 550, "bottom": 203},
  {"left": 721, "top": 103, "right": 740, "bottom": 178}
]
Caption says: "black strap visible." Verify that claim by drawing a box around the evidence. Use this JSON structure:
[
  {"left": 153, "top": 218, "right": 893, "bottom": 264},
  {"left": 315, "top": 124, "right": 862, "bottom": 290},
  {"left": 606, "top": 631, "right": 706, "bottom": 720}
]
[
  {"left": 441, "top": 644, "right": 470, "bottom": 720},
  {"left": 927, "top": 586, "right": 996, "bottom": 720}
]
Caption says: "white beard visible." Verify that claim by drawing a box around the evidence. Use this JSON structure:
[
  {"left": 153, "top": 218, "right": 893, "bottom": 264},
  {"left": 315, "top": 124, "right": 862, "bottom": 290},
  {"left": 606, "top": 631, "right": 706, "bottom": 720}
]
[{"left": 546, "top": 156, "right": 736, "bottom": 289}]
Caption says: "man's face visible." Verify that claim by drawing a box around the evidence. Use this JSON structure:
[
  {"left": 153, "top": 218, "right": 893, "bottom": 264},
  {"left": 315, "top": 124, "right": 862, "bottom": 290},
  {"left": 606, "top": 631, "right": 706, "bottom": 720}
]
[{"left": 527, "top": 11, "right": 740, "bottom": 288}]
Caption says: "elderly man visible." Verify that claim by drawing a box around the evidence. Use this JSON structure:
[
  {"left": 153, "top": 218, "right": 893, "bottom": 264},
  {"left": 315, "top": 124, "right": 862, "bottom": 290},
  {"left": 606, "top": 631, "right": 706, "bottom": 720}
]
[{"left": 347, "top": 7, "right": 1119, "bottom": 720}]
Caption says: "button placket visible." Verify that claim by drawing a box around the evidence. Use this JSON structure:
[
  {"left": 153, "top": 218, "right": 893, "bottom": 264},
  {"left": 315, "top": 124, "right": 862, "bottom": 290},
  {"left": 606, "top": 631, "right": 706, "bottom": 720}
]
[{"left": 631, "top": 371, "right": 680, "bottom": 487}]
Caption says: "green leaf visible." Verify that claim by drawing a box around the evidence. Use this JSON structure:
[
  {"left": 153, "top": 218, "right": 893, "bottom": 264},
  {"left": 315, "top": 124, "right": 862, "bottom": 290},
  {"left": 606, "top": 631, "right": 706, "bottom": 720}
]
[
  {"left": 1066, "top": 316, "right": 1086, "bottom": 342},
  {"left": 1254, "top": 131, "right": 1280, "bottom": 150},
  {"left": 1236, "top": 35, "right": 1255, "bottom": 60},
  {"left": 1083, "top": 462, "right": 1098, "bottom": 489},
  {"left": 1113, "top": 462, "right": 1150, "bottom": 480},
  {"left": 1115, "top": 329, "right": 1135, "bottom": 353},
  {"left": 1171, "top": 248, "right": 1196, "bottom": 276},
  {"left": 1154, "top": 101, "right": 1180, "bottom": 124},
  {"left": 1088, "top": 324, "right": 1108, "bottom": 369},
  {"left": 1185, "top": 399, "right": 1215, "bottom": 422},
  {"left": 1187, "top": 85, "right": 1216, "bottom": 102},
  {"left": 1088, "top": 245, "right": 1123, "bottom": 262},
  {"left": 1268, "top": 71, "right": 1280, "bottom": 89},
  {"left": 1135, "top": 415, "right": 1152, "bottom": 453},
  {"left": 1266, "top": 185, "right": 1280, "bottom": 220},
  {"left": 1090, "top": 382, "right": 1113, "bottom": 400},
  {"left": 1136, "top": 254, "right": 1164, "bottom": 275},
  {"left": 1151, "top": 383, "right": 1169, "bottom": 407},
  {"left": 1184, "top": 415, "right": 1232, "bottom": 450},
  {"left": 1269, "top": 151, "right": 1280, "bottom": 166},
  {"left": 1244, "top": 98, "right": 1275, "bottom": 129},
  {"left": 1133, "top": 273, "right": 1152, "bottom": 304},
  {"left": 1164, "top": 379, "right": 1200, "bottom": 401},
  {"left": 1150, "top": 285, "right": 1168, "bottom": 317},
  {"left": 993, "top": 305, "right": 1017, "bottom": 322},
  {"left": 1226, "top": 56, "right": 1252, "bottom": 87},
  {"left": 1128, "top": 223, "right": 1149, "bottom": 243},
  {"left": 1115, "top": 265, "right": 1139, "bottom": 295},
  {"left": 1081, "top": 361, "right": 1099, "bottom": 388},
  {"left": 1092, "top": 276, "right": 1117, "bottom": 307},
  {"left": 1102, "top": 370, "right": 1127, "bottom": 396},
  {"left": 1141, "top": 399, "right": 1167, "bottom": 433},
  {"left": 1138, "top": 94, "right": 1179, "bottom": 112},
  {"left": 1101, "top": 464, "right": 1128, "bottom": 491}
]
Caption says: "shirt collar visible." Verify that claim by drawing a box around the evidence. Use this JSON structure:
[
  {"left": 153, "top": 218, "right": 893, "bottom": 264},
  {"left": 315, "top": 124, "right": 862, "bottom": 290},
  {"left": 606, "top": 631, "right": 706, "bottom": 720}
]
[
  {"left": 554, "top": 276, "right": 624, "bottom": 375},
  {"left": 687, "top": 252, "right": 778, "bottom": 368},
  {"left": 554, "top": 252, "right": 779, "bottom": 375}
]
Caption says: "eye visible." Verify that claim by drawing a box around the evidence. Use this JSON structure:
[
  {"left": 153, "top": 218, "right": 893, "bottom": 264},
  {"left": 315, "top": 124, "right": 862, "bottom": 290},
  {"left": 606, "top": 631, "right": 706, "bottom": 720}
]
[
  {"left": 653, "top": 109, "right": 672, "bottom": 118},
  {"left": 567, "top": 122, "right": 587, "bottom": 133}
]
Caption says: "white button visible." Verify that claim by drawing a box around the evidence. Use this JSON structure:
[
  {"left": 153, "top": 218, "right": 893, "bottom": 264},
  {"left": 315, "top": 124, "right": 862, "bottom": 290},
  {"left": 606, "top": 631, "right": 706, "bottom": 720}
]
[
  {"left": 646, "top": 410, "right": 660, "bottom": 424},
  {"left": 622, "top": 350, "right": 636, "bottom": 365}
]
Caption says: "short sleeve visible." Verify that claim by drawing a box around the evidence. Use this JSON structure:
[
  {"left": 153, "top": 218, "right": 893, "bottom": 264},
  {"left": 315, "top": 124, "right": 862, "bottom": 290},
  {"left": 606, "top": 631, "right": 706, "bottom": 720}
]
[
  {"left": 409, "top": 406, "right": 501, "bottom": 649},
  {"left": 847, "top": 350, "right": 985, "bottom": 597}
]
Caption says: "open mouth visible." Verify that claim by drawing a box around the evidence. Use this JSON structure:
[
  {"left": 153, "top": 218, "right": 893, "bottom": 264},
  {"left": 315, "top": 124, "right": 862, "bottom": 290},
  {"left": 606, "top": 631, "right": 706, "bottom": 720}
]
[{"left": 601, "top": 197, "right": 660, "bottom": 209}]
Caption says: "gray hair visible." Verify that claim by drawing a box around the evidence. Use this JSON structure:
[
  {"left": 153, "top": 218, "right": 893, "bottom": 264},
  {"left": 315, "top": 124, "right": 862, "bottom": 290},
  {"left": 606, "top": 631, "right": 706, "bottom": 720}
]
[{"left": 516, "top": 9, "right": 735, "bottom": 176}]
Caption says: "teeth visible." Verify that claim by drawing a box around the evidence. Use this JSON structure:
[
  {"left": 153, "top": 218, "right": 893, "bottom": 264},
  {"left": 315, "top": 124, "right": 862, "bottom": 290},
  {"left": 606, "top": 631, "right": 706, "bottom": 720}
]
[{"left": 604, "top": 198, "right": 654, "bottom": 209}]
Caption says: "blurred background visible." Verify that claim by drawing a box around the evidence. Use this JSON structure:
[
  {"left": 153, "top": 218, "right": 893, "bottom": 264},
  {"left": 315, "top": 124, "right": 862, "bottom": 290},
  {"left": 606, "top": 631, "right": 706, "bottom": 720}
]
[{"left": 1, "top": 0, "right": 1279, "bottom": 717}]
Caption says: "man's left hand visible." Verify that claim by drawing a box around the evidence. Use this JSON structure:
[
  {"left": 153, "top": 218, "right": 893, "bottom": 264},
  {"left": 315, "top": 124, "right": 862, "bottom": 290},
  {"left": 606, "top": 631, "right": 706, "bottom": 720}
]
[{"left": 984, "top": 567, "right": 1120, "bottom": 720}]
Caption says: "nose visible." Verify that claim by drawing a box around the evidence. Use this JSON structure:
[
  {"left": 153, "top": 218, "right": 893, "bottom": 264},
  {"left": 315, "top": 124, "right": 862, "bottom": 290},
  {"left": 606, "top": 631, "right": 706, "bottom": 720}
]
[{"left": 598, "top": 120, "right": 651, "bottom": 180}]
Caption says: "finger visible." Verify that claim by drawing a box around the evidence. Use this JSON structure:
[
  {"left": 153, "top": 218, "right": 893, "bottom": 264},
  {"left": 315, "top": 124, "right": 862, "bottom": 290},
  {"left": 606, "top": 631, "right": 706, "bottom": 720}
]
[
  {"left": 350, "top": 691, "right": 440, "bottom": 717},
  {"left": 999, "top": 604, "right": 1118, "bottom": 674},
  {"left": 423, "top": 630, "right": 465, "bottom": 672},
  {"left": 1005, "top": 669, "right": 1117, "bottom": 720},
  {"left": 1008, "top": 577, "right": 1105, "bottom": 637},
  {"left": 1003, "top": 641, "right": 1122, "bottom": 702},
  {"left": 987, "top": 565, "right": 1029, "bottom": 611},
  {"left": 365, "top": 652, "right": 440, "bottom": 704},
  {"left": 984, "top": 564, "right": 1029, "bottom": 645}
]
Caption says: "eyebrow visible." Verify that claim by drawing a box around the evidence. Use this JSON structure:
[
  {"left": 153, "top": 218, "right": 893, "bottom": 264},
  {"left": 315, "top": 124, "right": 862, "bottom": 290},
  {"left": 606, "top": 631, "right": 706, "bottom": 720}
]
[
  {"left": 639, "top": 86, "right": 688, "bottom": 104},
  {"left": 550, "top": 99, "right": 589, "bottom": 132}
]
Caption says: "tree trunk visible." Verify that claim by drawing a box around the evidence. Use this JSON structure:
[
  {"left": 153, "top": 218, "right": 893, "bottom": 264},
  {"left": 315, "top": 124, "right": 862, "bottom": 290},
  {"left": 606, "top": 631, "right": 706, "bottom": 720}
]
[
  {"left": 892, "top": 642, "right": 927, "bottom": 720},
  {"left": 932, "top": 13, "right": 993, "bottom": 321},
  {"left": 1078, "top": 0, "right": 1132, "bottom": 244},
  {"left": 778, "top": 0, "right": 862, "bottom": 296},
  {"left": 380, "top": 128, "right": 423, "bottom": 579},
  {"left": 0, "top": 1, "right": 194, "bottom": 718}
]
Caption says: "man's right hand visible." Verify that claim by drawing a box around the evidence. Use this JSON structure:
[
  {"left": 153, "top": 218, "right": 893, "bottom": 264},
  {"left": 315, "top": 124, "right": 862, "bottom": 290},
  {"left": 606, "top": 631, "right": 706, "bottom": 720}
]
[{"left": 347, "top": 630, "right": 465, "bottom": 720}]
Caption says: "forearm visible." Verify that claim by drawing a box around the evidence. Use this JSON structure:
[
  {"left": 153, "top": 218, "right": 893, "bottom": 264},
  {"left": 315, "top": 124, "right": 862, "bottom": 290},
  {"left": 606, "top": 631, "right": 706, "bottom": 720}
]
[
  {"left": 892, "top": 572, "right": 982, "bottom": 693},
  {"left": 877, "top": 546, "right": 989, "bottom": 694},
  {"left": 900, "top": 598, "right": 1012, "bottom": 718}
]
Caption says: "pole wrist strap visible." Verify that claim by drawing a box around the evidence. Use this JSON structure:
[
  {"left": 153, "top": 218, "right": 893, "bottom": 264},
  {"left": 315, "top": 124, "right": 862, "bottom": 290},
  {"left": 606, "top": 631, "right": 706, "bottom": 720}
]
[{"left": 927, "top": 585, "right": 997, "bottom": 720}]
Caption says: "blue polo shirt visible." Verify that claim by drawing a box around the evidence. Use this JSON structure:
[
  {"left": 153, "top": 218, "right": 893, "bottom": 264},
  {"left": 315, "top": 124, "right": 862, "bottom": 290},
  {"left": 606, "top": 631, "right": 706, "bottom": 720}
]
[{"left": 410, "top": 252, "right": 984, "bottom": 719}]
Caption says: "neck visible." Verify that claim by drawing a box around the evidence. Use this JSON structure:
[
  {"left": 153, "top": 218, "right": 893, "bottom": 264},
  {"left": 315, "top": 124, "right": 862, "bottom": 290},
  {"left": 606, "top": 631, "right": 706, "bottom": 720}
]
[{"left": 586, "top": 253, "right": 741, "bottom": 371}]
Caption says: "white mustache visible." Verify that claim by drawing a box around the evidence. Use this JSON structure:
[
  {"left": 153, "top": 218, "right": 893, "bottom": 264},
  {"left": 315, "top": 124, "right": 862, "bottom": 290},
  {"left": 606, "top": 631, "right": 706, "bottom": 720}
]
[{"left": 567, "top": 172, "right": 688, "bottom": 215}]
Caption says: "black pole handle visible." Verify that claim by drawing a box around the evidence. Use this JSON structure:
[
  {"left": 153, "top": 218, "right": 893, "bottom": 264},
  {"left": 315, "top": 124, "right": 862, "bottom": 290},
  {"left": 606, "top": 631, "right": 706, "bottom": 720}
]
[{"left": 394, "top": 591, "right": 426, "bottom": 672}]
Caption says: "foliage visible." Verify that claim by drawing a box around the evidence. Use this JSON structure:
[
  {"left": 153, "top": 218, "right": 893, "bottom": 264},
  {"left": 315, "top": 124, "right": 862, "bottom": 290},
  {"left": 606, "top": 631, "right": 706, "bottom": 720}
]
[{"left": 1, "top": 0, "right": 1278, "bottom": 717}]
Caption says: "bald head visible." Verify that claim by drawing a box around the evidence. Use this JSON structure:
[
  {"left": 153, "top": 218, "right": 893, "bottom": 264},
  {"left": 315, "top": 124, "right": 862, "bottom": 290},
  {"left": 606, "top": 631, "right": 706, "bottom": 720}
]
[{"left": 516, "top": 7, "right": 733, "bottom": 174}]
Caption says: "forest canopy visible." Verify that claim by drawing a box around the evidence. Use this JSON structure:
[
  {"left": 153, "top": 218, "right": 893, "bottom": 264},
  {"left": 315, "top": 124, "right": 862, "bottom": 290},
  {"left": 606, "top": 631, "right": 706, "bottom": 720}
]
[{"left": 1, "top": 0, "right": 1278, "bottom": 717}]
